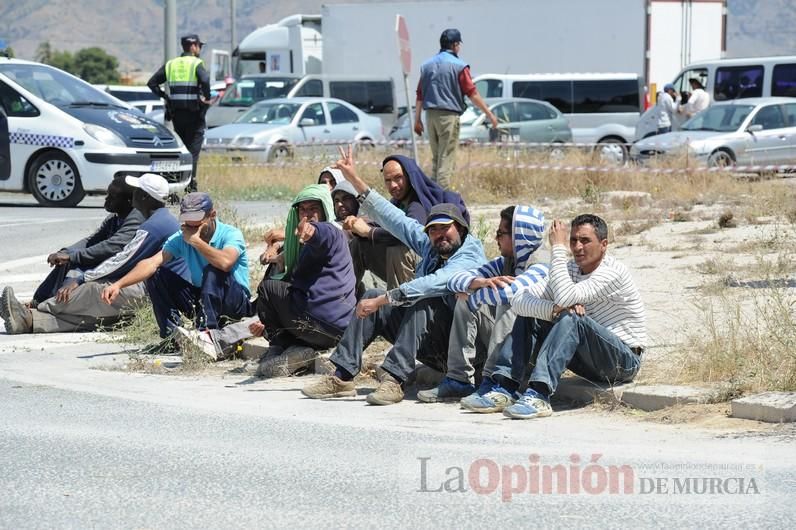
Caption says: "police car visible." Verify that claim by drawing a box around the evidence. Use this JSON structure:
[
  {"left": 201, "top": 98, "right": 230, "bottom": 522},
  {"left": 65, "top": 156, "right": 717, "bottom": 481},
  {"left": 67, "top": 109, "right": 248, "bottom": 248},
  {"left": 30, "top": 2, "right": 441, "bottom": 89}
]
[{"left": 0, "top": 58, "right": 192, "bottom": 207}]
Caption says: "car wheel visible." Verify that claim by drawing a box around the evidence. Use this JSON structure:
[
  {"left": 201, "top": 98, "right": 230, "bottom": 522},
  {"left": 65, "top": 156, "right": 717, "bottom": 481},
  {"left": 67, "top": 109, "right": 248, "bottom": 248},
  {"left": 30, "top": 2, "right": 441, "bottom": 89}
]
[
  {"left": 548, "top": 142, "right": 566, "bottom": 162},
  {"left": 268, "top": 143, "right": 292, "bottom": 162},
  {"left": 707, "top": 150, "right": 735, "bottom": 168},
  {"left": 594, "top": 138, "right": 628, "bottom": 166},
  {"left": 27, "top": 151, "right": 85, "bottom": 207}
]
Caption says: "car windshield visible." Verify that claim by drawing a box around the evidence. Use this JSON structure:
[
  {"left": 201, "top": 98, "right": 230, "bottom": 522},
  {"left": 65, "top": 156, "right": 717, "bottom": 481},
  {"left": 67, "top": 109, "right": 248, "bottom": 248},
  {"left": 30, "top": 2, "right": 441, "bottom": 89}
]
[
  {"left": 237, "top": 102, "right": 302, "bottom": 124},
  {"left": 460, "top": 105, "right": 483, "bottom": 126},
  {"left": 219, "top": 77, "right": 300, "bottom": 107},
  {"left": 0, "top": 63, "right": 121, "bottom": 107},
  {"left": 682, "top": 104, "right": 755, "bottom": 132}
]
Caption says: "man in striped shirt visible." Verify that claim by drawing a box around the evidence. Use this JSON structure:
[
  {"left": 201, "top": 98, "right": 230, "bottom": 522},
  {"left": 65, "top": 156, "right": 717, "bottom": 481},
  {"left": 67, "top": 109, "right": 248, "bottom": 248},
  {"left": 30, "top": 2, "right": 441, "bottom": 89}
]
[{"left": 502, "top": 214, "right": 646, "bottom": 419}]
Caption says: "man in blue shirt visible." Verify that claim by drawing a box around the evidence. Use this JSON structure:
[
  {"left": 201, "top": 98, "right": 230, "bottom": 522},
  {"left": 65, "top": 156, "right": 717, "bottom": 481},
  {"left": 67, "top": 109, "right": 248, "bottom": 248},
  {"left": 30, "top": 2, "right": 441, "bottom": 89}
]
[
  {"left": 101, "top": 192, "right": 252, "bottom": 340},
  {"left": 302, "top": 146, "right": 486, "bottom": 406}
]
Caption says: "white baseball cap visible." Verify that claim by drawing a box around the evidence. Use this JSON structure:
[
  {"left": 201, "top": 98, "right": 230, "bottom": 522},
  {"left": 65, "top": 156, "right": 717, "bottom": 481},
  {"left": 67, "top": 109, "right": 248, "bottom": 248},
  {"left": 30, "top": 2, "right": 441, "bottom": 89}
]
[{"left": 125, "top": 173, "right": 169, "bottom": 201}]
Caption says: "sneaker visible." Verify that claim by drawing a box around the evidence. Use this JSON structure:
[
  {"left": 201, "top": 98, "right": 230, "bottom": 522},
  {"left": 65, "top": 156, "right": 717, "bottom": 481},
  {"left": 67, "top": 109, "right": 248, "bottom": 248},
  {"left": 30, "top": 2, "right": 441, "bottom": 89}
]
[
  {"left": 256, "top": 345, "right": 316, "bottom": 378},
  {"left": 460, "top": 382, "right": 514, "bottom": 413},
  {"left": 1, "top": 286, "right": 32, "bottom": 334},
  {"left": 366, "top": 371, "right": 404, "bottom": 405},
  {"left": 175, "top": 326, "right": 220, "bottom": 361},
  {"left": 503, "top": 388, "right": 553, "bottom": 420},
  {"left": 417, "top": 376, "right": 476, "bottom": 403},
  {"left": 301, "top": 374, "right": 356, "bottom": 399}
]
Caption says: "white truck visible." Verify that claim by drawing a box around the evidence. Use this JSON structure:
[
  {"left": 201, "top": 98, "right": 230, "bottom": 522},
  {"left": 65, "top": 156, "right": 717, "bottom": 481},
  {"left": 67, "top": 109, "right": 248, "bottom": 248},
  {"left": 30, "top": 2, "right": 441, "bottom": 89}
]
[{"left": 234, "top": 0, "right": 726, "bottom": 109}]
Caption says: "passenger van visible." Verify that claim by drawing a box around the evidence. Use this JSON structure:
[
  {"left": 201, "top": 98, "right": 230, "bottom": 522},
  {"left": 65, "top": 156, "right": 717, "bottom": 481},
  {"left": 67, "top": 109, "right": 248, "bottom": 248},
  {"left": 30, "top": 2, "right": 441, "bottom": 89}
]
[
  {"left": 206, "top": 74, "right": 396, "bottom": 130},
  {"left": 0, "top": 58, "right": 191, "bottom": 207},
  {"left": 635, "top": 55, "right": 796, "bottom": 139},
  {"left": 474, "top": 73, "right": 644, "bottom": 163}
]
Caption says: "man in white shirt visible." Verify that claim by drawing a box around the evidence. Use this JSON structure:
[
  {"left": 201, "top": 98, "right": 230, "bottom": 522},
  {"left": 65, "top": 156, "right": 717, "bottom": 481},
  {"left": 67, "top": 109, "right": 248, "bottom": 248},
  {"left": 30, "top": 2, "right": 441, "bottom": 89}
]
[
  {"left": 656, "top": 83, "right": 677, "bottom": 134},
  {"left": 680, "top": 78, "right": 710, "bottom": 119},
  {"left": 500, "top": 214, "right": 646, "bottom": 420}
]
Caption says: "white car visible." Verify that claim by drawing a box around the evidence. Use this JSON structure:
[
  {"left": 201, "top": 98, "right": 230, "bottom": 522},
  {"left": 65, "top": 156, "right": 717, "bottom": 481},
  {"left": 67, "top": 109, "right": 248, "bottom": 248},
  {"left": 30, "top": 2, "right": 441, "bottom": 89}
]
[
  {"left": 204, "top": 97, "right": 384, "bottom": 162},
  {"left": 0, "top": 58, "right": 192, "bottom": 206},
  {"left": 630, "top": 97, "right": 796, "bottom": 168}
]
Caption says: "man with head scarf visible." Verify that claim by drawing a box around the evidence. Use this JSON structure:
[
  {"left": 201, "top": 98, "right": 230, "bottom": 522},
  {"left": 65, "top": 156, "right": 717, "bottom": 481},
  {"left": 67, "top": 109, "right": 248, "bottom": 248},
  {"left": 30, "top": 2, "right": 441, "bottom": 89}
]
[
  {"left": 342, "top": 154, "right": 469, "bottom": 297},
  {"left": 253, "top": 184, "right": 356, "bottom": 376},
  {"left": 301, "top": 147, "right": 486, "bottom": 406}
]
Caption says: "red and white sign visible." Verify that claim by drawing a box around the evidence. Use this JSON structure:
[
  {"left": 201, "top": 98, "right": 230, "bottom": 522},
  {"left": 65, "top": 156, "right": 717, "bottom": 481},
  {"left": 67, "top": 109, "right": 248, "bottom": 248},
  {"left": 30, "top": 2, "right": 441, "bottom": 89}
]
[{"left": 396, "top": 15, "right": 411, "bottom": 76}]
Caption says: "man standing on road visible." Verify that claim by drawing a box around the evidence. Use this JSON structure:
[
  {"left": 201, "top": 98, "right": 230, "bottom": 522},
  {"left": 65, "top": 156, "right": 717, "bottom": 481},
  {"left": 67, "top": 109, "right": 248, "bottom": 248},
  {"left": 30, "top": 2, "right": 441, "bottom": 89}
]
[
  {"left": 655, "top": 83, "right": 677, "bottom": 135},
  {"left": 414, "top": 28, "right": 497, "bottom": 189},
  {"left": 147, "top": 34, "right": 212, "bottom": 192}
]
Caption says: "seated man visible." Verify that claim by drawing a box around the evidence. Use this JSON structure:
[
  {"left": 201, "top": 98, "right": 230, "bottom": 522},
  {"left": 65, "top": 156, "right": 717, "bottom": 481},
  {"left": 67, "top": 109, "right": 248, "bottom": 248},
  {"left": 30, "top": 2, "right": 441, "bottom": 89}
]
[
  {"left": 254, "top": 184, "right": 357, "bottom": 376},
  {"left": 1, "top": 174, "right": 181, "bottom": 334},
  {"left": 101, "top": 192, "right": 252, "bottom": 344},
  {"left": 301, "top": 146, "right": 486, "bottom": 405},
  {"left": 29, "top": 176, "right": 144, "bottom": 307},
  {"left": 344, "top": 155, "right": 468, "bottom": 297},
  {"left": 500, "top": 214, "right": 646, "bottom": 419},
  {"left": 418, "top": 205, "right": 548, "bottom": 403}
]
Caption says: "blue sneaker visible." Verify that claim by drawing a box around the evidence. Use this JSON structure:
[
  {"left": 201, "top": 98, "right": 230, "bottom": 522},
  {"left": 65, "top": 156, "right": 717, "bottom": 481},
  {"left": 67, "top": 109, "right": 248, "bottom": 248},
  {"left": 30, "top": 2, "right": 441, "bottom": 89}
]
[
  {"left": 503, "top": 388, "right": 553, "bottom": 420},
  {"left": 460, "top": 381, "right": 514, "bottom": 413},
  {"left": 417, "top": 376, "right": 476, "bottom": 403}
]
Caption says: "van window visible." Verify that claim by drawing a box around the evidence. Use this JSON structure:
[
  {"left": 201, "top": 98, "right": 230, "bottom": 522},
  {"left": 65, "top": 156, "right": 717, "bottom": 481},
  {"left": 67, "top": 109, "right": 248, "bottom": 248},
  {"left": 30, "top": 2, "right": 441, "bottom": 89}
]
[
  {"left": 714, "top": 65, "right": 763, "bottom": 101},
  {"left": 772, "top": 64, "right": 796, "bottom": 97},
  {"left": 0, "top": 81, "right": 39, "bottom": 117},
  {"left": 330, "top": 81, "right": 393, "bottom": 114},
  {"left": 572, "top": 80, "right": 639, "bottom": 113},
  {"left": 328, "top": 101, "right": 358, "bottom": 124},
  {"left": 512, "top": 81, "right": 572, "bottom": 113},
  {"left": 673, "top": 68, "right": 708, "bottom": 94},
  {"left": 296, "top": 79, "right": 323, "bottom": 97},
  {"left": 475, "top": 79, "right": 503, "bottom": 98}
]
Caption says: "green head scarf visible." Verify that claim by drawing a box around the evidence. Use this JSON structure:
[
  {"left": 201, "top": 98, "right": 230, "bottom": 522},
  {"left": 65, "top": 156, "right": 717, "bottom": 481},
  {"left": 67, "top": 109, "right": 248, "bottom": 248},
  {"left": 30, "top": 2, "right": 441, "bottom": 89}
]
[{"left": 275, "top": 184, "right": 335, "bottom": 279}]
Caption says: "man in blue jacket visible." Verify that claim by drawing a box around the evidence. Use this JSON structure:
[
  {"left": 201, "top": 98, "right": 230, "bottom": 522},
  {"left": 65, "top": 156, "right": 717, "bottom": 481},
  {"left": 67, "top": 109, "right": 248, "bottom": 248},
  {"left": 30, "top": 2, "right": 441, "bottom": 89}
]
[{"left": 302, "top": 146, "right": 486, "bottom": 405}]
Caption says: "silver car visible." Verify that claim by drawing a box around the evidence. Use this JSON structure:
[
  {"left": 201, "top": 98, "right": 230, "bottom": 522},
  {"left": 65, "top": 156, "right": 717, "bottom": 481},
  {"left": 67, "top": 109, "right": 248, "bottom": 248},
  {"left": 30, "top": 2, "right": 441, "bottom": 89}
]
[
  {"left": 203, "top": 97, "right": 383, "bottom": 162},
  {"left": 630, "top": 97, "right": 796, "bottom": 167},
  {"left": 459, "top": 97, "right": 572, "bottom": 144}
]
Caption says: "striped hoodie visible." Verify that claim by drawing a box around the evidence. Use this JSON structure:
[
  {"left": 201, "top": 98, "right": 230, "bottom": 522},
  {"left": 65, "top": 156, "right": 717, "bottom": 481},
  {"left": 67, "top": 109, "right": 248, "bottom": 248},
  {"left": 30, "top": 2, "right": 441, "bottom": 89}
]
[
  {"left": 447, "top": 205, "right": 549, "bottom": 311},
  {"left": 510, "top": 245, "right": 647, "bottom": 349}
]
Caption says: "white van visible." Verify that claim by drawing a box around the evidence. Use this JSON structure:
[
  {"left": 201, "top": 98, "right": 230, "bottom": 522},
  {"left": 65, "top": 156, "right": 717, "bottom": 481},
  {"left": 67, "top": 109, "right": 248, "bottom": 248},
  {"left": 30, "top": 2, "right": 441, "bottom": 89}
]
[
  {"left": 206, "top": 74, "right": 396, "bottom": 129},
  {"left": 0, "top": 58, "right": 191, "bottom": 207},
  {"left": 635, "top": 55, "right": 796, "bottom": 139},
  {"left": 474, "top": 73, "right": 644, "bottom": 163}
]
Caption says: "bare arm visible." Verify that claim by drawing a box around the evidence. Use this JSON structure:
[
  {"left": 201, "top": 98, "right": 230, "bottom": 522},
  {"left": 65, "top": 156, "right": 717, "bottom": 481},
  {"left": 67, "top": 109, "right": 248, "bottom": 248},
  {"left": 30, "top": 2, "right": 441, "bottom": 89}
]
[
  {"left": 101, "top": 250, "right": 167, "bottom": 304},
  {"left": 468, "top": 91, "right": 498, "bottom": 129}
]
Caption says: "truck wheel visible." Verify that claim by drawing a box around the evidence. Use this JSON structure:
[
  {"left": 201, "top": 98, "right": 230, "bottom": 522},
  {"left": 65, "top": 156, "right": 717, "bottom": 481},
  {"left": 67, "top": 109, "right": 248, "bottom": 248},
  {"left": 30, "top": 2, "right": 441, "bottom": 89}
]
[
  {"left": 594, "top": 138, "right": 628, "bottom": 166},
  {"left": 27, "top": 151, "right": 85, "bottom": 207}
]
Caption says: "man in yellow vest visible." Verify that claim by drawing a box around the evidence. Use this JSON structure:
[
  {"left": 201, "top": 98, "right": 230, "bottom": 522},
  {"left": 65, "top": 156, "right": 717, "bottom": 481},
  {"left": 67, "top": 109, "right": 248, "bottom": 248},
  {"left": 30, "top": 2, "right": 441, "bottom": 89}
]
[{"left": 147, "top": 34, "right": 212, "bottom": 192}]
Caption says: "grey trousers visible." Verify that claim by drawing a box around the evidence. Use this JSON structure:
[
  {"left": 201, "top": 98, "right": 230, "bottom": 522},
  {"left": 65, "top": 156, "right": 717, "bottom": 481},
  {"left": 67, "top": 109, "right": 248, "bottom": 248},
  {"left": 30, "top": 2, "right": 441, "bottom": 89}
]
[
  {"left": 426, "top": 108, "right": 461, "bottom": 189},
  {"left": 446, "top": 299, "right": 517, "bottom": 384},
  {"left": 350, "top": 238, "right": 418, "bottom": 296},
  {"left": 31, "top": 281, "right": 146, "bottom": 333}
]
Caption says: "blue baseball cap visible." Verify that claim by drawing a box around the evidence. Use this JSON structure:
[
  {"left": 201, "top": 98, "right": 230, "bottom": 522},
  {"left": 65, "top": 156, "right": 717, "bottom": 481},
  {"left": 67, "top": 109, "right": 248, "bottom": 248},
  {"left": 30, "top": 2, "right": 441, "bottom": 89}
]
[
  {"left": 440, "top": 29, "right": 462, "bottom": 48},
  {"left": 179, "top": 192, "right": 213, "bottom": 222},
  {"left": 663, "top": 83, "right": 675, "bottom": 91}
]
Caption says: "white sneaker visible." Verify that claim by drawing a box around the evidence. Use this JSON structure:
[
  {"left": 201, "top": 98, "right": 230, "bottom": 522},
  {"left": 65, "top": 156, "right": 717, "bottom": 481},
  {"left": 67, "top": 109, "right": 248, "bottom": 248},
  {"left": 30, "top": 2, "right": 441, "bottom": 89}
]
[{"left": 175, "top": 326, "right": 220, "bottom": 361}]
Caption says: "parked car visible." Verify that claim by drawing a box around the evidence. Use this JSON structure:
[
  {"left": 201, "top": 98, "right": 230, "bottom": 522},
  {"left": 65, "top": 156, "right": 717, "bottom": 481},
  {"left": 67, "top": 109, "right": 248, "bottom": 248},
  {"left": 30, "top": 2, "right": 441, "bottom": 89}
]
[
  {"left": 93, "top": 84, "right": 164, "bottom": 115},
  {"left": 389, "top": 98, "right": 572, "bottom": 146},
  {"left": 630, "top": 97, "right": 796, "bottom": 168},
  {"left": 0, "top": 58, "right": 191, "bottom": 206},
  {"left": 203, "top": 97, "right": 383, "bottom": 162}
]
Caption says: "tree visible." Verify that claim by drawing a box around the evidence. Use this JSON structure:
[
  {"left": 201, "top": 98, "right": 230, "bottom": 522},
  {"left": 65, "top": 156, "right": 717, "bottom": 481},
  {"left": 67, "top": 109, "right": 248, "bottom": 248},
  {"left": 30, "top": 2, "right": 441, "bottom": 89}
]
[
  {"left": 0, "top": 46, "right": 14, "bottom": 58},
  {"left": 72, "top": 47, "right": 120, "bottom": 84},
  {"left": 49, "top": 50, "right": 75, "bottom": 73},
  {"left": 35, "top": 41, "right": 52, "bottom": 64}
]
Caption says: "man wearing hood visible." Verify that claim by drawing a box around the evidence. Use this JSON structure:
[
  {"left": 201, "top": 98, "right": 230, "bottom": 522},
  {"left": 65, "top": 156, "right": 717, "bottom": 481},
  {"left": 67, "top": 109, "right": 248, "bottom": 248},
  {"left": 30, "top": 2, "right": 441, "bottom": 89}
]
[
  {"left": 342, "top": 154, "right": 469, "bottom": 297},
  {"left": 418, "top": 205, "right": 549, "bottom": 404},
  {"left": 253, "top": 184, "right": 357, "bottom": 377},
  {"left": 301, "top": 146, "right": 486, "bottom": 406}
]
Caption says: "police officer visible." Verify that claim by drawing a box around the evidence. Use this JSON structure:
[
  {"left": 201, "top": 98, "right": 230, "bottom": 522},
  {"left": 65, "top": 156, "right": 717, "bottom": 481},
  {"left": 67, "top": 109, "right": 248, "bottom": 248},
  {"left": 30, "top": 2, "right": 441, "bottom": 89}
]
[{"left": 148, "top": 34, "right": 212, "bottom": 192}]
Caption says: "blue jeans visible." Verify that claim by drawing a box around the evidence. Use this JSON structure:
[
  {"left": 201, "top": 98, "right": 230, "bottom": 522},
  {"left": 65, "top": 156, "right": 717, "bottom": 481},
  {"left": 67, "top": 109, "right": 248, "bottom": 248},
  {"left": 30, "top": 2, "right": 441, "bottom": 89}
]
[
  {"left": 146, "top": 264, "right": 252, "bottom": 338},
  {"left": 528, "top": 313, "right": 640, "bottom": 395},
  {"left": 489, "top": 316, "right": 553, "bottom": 393},
  {"left": 33, "top": 264, "right": 71, "bottom": 305},
  {"left": 330, "top": 289, "right": 452, "bottom": 383}
]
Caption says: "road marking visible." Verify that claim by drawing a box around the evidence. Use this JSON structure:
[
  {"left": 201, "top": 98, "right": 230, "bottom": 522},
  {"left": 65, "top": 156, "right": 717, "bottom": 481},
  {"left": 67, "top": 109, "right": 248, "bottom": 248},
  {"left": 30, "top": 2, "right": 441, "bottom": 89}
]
[
  {"left": 0, "top": 217, "right": 105, "bottom": 229},
  {"left": 0, "top": 255, "right": 48, "bottom": 270}
]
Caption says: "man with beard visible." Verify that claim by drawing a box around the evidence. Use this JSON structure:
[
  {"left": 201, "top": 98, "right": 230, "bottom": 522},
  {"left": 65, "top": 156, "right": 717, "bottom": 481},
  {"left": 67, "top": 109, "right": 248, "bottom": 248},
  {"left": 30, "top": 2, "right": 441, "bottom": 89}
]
[
  {"left": 101, "top": 192, "right": 252, "bottom": 343},
  {"left": 301, "top": 146, "right": 486, "bottom": 406}
]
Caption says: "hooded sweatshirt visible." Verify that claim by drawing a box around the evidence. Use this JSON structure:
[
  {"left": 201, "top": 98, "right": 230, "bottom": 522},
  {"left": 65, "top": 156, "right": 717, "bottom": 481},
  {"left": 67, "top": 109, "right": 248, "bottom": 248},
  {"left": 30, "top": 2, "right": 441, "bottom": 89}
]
[
  {"left": 318, "top": 166, "right": 346, "bottom": 188},
  {"left": 448, "top": 205, "right": 549, "bottom": 310},
  {"left": 281, "top": 184, "right": 356, "bottom": 332}
]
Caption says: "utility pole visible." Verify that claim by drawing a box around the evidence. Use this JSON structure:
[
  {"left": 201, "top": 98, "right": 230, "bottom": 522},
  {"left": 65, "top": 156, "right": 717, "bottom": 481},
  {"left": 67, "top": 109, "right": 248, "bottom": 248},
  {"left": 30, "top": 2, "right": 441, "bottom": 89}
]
[
  {"left": 165, "top": 0, "right": 177, "bottom": 63},
  {"left": 230, "top": 0, "right": 237, "bottom": 55}
]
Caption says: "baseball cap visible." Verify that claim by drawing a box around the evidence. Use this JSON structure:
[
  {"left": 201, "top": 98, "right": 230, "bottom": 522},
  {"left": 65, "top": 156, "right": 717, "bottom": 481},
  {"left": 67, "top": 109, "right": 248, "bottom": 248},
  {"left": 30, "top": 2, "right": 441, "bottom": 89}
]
[
  {"left": 440, "top": 29, "right": 463, "bottom": 48},
  {"left": 424, "top": 203, "right": 469, "bottom": 233},
  {"left": 663, "top": 83, "right": 675, "bottom": 91},
  {"left": 179, "top": 192, "right": 214, "bottom": 222},
  {"left": 125, "top": 173, "right": 169, "bottom": 202},
  {"left": 181, "top": 34, "right": 205, "bottom": 47}
]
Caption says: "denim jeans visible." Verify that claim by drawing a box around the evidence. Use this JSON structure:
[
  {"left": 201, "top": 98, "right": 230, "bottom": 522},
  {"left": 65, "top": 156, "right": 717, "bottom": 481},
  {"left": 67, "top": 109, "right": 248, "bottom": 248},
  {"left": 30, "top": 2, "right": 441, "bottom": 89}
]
[
  {"left": 527, "top": 312, "right": 641, "bottom": 394},
  {"left": 488, "top": 315, "right": 552, "bottom": 393},
  {"left": 330, "top": 289, "right": 452, "bottom": 383}
]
